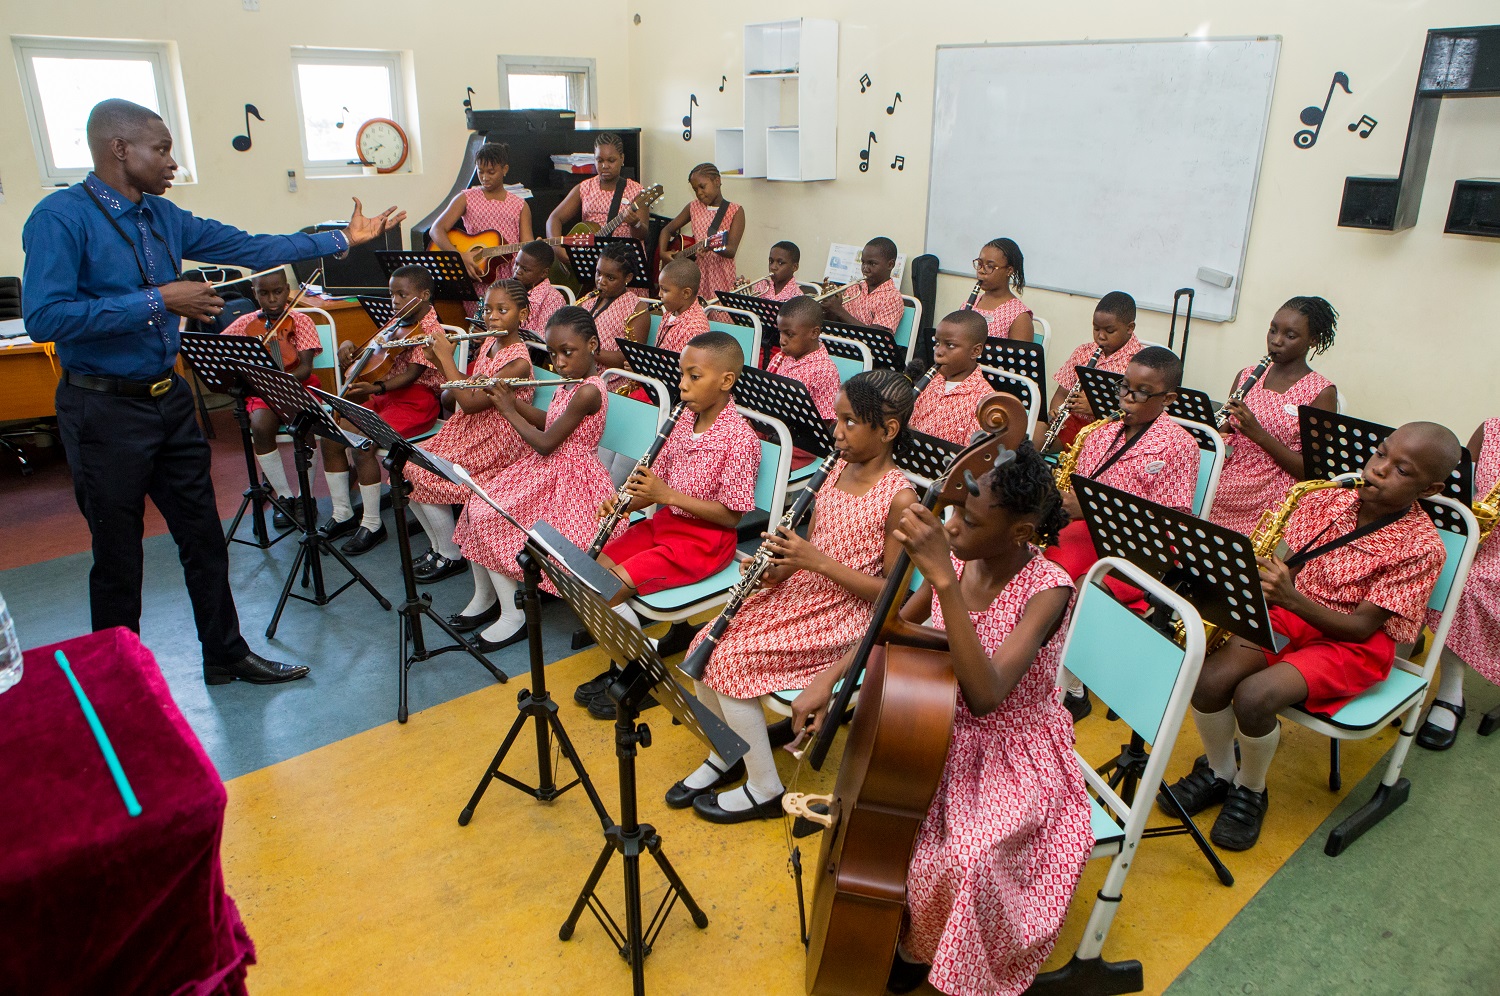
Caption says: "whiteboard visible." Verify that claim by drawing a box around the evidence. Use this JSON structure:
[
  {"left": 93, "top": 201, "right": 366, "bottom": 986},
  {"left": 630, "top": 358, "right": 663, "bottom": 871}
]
[{"left": 925, "top": 37, "right": 1281, "bottom": 322}]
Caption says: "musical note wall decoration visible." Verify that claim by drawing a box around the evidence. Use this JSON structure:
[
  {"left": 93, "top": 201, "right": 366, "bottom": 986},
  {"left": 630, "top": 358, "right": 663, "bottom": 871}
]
[
  {"left": 1294, "top": 72, "right": 1351, "bottom": 149},
  {"left": 334, "top": 106, "right": 349, "bottom": 130},
  {"left": 231, "top": 104, "right": 263, "bottom": 152},
  {"left": 890, "top": 155, "right": 905, "bottom": 171},
  {"left": 858, "top": 131, "right": 877, "bottom": 172},
  {"left": 1348, "top": 114, "right": 1378, "bottom": 138},
  {"left": 719, "top": 75, "right": 727, "bottom": 92},
  {"left": 682, "top": 94, "right": 698, "bottom": 141},
  {"left": 887, "top": 92, "right": 902, "bottom": 115},
  {"left": 859, "top": 73, "right": 872, "bottom": 94}
]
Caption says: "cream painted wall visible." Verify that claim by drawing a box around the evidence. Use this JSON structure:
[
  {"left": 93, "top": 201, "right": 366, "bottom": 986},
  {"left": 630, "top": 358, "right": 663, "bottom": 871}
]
[
  {"left": 0, "top": 0, "right": 634, "bottom": 274},
  {"left": 626, "top": 1, "right": 1500, "bottom": 437}
]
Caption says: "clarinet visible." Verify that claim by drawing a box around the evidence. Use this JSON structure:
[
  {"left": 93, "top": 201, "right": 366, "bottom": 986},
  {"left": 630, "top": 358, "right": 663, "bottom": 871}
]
[
  {"left": 587, "top": 402, "right": 689, "bottom": 557},
  {"left": 909, "top": 364, "right": 940, "bottom": 394},
  {"left": 680, "top": 456, "right": 838, "bottom": 680},
  {"left": 962, "top": 280, "right": 983, "bottom": 310},
  {"left": 1216, "top": 355, "right": 1272, "bottom": 432},
  {"left": 1039, "top": 345, "right": 1104, "bottom": 452}
]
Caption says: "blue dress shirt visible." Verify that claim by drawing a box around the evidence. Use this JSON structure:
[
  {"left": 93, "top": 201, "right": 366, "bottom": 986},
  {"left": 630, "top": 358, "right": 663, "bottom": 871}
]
[{"left": 21, "top": 173, "right": 349, "bottom": 380}]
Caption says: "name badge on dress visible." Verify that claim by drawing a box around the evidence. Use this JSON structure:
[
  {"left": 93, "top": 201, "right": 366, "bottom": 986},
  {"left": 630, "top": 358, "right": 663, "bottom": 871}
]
[
  {"left": 1284, "top": 403, "right": 1298, "bottom": 416},
  {"left": 1144, "top": 459, "right": 1166, "bottom": 474}
]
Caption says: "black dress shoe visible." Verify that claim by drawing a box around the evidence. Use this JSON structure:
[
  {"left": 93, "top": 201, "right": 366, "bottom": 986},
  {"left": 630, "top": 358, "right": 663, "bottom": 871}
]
[
  {"left": 320, "top": 515, "right": 358, "bottom": 540},
  {"left": 415, "top": 554, "right": 467, "bottom": 584},
  {"left": 1158, "top": 755, "right": 1232, "bottom": 817},
  {"left": 412, "top": 549, "right": 439, "bottom": 573},
  {"left": 656, "top": 621, "right": 704, "bottom": 659},
  {"left": 887, "top": 952, "right": 931, "bottom": 995},
  {"left": 341, "top": 524, "right": 388, "bottom": 555},
  {"left": 272, "top": 498, "right": 301, "bottom": 531},
  {"left": 447, "top": 602, "right": 500, "bottom": 633},
  {"left": 587, "top": 686, "right": 658, "bottom": 720},
  {"left": 1417, "top": 699, "right": 1466, "bottom": 751},
  {"left": 1064, "top": 689, "right": 1093, "bottom": 723},
  {"left": 468, "top": 624, "right": 528, "bottom": 654},
  {"left": 204, "top": 650, "right": 310, "bottom": 686},
  {"left": 575, "top": 662, "right": 622, "bottom": 704},
  {"left": 665, "top": 758, "right": 745, "bottom": 809},
  {"left": 693, "top": 785, "right": 786, "bottom": 824},
  {"left": 1210, "top": 784, "right": 1269, "bottom": 851}
]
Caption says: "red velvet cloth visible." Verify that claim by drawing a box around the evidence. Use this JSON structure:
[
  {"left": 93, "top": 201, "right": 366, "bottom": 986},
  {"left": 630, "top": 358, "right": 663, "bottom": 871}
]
[{"left": 0, "top": 627, "right": 255, "bottom": 995}]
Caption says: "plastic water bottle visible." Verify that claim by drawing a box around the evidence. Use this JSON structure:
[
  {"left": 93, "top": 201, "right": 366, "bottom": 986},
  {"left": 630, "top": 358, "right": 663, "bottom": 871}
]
[{"left": 0, "top": 593, "right": 21, "bottom": 694}]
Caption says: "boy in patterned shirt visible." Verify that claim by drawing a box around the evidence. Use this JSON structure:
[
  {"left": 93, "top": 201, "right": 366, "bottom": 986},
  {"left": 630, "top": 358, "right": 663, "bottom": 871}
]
[
  {"left": 822, "top": 236, "right": 904, "bottom": 333},
  {"left": 514, "top": 241, "right": 565, "bottom": 332},
  {"left": 909, "top": 310, "right": 992, "bottom": 445},
  {"left": 766, "top": 295, "right": 841, "bottom": 421},
  {"left": 1036, "top": 291, "right": 1144, "bottom": 452},
  {"left": 654, "top": 258, "right": 710, "bottom": 353},
  {"left": 1166, "top": 422, "right": 1461, "bottom": 851}
]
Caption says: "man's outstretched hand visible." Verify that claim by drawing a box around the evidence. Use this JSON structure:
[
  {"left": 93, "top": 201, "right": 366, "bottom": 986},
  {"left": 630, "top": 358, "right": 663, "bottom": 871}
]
[{"left": 344, "top": 197, "right": 407, "bottom": 247}]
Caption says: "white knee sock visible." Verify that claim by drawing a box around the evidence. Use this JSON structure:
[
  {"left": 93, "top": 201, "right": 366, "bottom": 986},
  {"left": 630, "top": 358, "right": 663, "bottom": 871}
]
[
  {"left": 713, "top": 694, "right": 784, "bottom": 811},
  {"left": 611, "top": 601, "right": 641, "bottom": 629},
  {"left": 358, "top": 483, "right": 383, "bottom": 532},
  {"left": 1061, "top": 667, "right": 1085, "bottom": 697},
  {"left": 477, "top": 570, "right": 522, "bottom": 643},
  {"left": 325, "top": 470, "right": 354, "bottom": 522},
  {"left": 1193, "top": 705, "right": 1239, "bottom": 783},
  {"left": 1428, "top": 650, "right": 1469, "bottom": 731},
  {"left": 1234, "top": 723, "right": 1280, "bottom": 793},
  {"left": 256, "top": 450, "right": 295, "bottom": 499},
  {"left": 682, "top": 682, "right": 733, "bottom": 790},
  {"left": 412, "top": 502, "right": 462, "bottom": 559}
]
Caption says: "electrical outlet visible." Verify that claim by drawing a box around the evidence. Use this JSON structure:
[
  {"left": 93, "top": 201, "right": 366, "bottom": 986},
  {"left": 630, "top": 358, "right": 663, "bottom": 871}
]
[
  {"left": 242, "top": 0, "right": 259, "bottom": 10},
  {"left": 286, "top": 170, "right": 297, "bottom": 193}
]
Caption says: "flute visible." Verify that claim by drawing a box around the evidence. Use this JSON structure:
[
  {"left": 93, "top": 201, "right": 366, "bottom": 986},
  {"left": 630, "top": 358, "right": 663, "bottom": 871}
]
[
  {"left": 587, "top": 402, "right": 689, "bottom": 557},
  {"left": 440, "top": 376, "right": 588, "bottom": 390}
]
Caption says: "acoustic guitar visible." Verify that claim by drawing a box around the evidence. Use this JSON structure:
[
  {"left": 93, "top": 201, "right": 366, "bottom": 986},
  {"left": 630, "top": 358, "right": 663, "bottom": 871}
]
[
  {"left": 446, "top": 230, "right": 593, "bottom": 283},
  {"left": 553, "top": 182, "right": 666, "bottom": 293}
]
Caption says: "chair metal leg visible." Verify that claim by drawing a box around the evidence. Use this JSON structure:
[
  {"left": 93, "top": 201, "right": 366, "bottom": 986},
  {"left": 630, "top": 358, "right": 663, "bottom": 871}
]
[{"left": 1328, "top": 738, "right": 1342, "bottom": 791}]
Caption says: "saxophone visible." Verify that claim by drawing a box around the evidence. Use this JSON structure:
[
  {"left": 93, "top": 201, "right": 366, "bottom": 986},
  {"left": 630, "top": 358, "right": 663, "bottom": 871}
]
[
  {"left": 1053, "top": 411, "right": 1123, "bottom": 494},
  {"left": 1176, "top": 476, "right": 1363, "bottom": 652},
  {"left": 1474, "top": 476, "right": 1500, "bottom": 545}
]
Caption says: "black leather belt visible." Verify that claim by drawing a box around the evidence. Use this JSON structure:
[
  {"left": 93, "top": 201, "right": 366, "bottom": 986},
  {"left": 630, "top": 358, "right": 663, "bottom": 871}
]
[{"left": 64, "top": 369, "right": 176, "bottom": 398}]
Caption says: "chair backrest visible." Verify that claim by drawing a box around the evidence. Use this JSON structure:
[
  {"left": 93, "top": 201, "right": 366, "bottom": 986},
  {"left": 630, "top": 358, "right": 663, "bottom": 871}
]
[
  {"left": 736, "top": 407, "right": 793, "bottom": 524},
  {"left": 0, "top": 276, "right": 22, "bottom": 321},
  {"left": 440, "top": 324, "right": 470, "bottom": 374},
  {"left": 707, "top": 314, "right": 761, "bottom": 369},
  {"left": 557, "top": 285, "right": 576, "bottom": 305},
  {"left": 1168, "top": 416, "right": 1225, "bottom": 519},
  {"left": 295, "top": 307, "right": 341, "bottom": 393},
  {"left": 600, "top": 372, "right": 672, "bottom": 460},
  {"left": 822, "top": 334, "right": 873, "bottom": 382},
  {"left": 1030, "top": 315, "right": 1051, "bottom": 350},
  {"left": 896, "top": 296, "right": 921, "bottom": 360},
  {"left": 797, "top": 281, "right": 822, "bottom": 296},
  {"left": 979, "top": 365, "right": 1042, "bottom": 435}
]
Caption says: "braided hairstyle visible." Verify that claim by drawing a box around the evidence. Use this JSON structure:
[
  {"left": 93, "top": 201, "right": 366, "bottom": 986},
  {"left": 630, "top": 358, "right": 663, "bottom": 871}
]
[
  {"left": 592, "top": 132, "right": 625, "bottom": 155},
  {"left": 1280, "top": 295, "right": 1338, "bottom": 356},
  {"left": 986, "top": 440, "right": 1068, "bottom": 546},
  {"left": 599, "top": 241, "right": 636, "bottom": 269},
  {"left": 475, "top": 142, "right": 510, "bottom": 168},
  {"left": 843, "top": 369, "right": 916, "bottom": 451},
  {"left": 546, "top": 305, "right": 601, "bottom": 351},
  {"left": 983, "top": 237, "right": 1026, "bottom": 293},
  {"left": 688, "top": 162, "right": 721, "bottom": 183},
  {"left": 487, "top": 278, "right": 528, "bottom": 314}
]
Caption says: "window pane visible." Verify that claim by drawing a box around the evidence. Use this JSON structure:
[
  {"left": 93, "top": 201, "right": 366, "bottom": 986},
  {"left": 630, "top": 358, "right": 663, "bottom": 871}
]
[
  {"left": 31, "top": 57, "right": 161, "bottom": 169},
  {"left": 509, "top": 73, "right": 572, "bottom": 110},
  {"left": 296, "top": 62, "right": 394, "bottom": 162}
]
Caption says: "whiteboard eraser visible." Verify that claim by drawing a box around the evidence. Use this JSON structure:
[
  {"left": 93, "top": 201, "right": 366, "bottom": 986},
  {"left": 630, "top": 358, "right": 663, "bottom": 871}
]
[{"left": 1197, "top": 267, "right": 1233, "bottom": 288}]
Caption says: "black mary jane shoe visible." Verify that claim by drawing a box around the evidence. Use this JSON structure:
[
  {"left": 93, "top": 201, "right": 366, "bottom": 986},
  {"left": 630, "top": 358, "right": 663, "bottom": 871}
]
[
  {"left": 203, "top": 650, "right": 310, "bottom": 686},
  {"left": 575, "top": 662, "right": 622, "bottom": 704},
  {"left": 446, "top": 602, "right": 500, "bottom": 634},
  {"left": 587, "top": 687, "right": 658, "bottom": 720},
  {"left": 692, "top": 785, "right": 786, "bottom": 824},
  {"left": 320, "top": 515, "right": 359, "bottom": 540},
  {"left": 664, "top": 758, "right": 746, "bottom": 809},
  {"left": 468, "top": 624, "right": 528, "bottom": 654},
  {"left": 1416, "top": 699, "right": 1467, "bottom": 752},
  {"left": 411, "top": 549, "right": 439, "bottom": 573},
  {"left": 886, "top": 952, "right": 931, "bottom": 995},
  {"left": 415, "top": 554, "right": 466, "bottom": 584},
  {"left": 341, "top": 524, "right": 388, "bottom": 556},
  {"left": 272, "top": 499, "right": 302, "bottom": 531}
]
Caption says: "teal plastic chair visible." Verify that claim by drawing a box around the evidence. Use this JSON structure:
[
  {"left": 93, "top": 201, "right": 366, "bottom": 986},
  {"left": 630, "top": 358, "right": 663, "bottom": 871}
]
[
  {"left": 822, "top": 333, "right": 872, "bottom": 382},
  {"left": 1030, "top": 558, "right": 1207, "bottom": 994},
  {"left": 896, "top": 297, "right": 921, "bottom": 364},
  {"left": 1279, "top": 488, "right": 1479, "bottom": 856},
  {"left": 631, "top": 409, "right": 792, "bottom": 626},
  {"left": 1169, "top": 416, "right": 1225, "bottom": 519},
  {"left": 705, "top": 304, "right": 763, "bottom": 364}
]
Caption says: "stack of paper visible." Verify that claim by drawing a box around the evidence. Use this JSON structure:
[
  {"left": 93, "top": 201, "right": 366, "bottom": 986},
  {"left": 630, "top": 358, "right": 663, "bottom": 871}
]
[{"left": 550, "top": 153, "right": 598, "bottom": 174}]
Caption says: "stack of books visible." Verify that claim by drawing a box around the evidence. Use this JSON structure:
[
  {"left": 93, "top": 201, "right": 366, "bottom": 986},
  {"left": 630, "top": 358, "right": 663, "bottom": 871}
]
[{"left": 549, "top": 153, "right": 598, "bottom": 175}]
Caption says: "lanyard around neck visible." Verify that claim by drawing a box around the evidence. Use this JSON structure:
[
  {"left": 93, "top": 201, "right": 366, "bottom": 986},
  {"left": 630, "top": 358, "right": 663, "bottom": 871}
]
[{"left": 82, "top": 182, "right": 182, "bottom": 287}]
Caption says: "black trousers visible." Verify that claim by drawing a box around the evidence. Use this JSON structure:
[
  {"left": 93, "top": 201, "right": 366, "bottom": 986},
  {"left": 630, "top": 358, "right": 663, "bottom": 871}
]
[{"left": 55, "top": 374, "right": 250, "bottom": 666}]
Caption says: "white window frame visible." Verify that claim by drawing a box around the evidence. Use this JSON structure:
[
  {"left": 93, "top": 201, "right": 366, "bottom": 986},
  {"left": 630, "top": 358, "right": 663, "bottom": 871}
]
[
  {"left": 12, "top": 36, "right": 194, "bottom": 186},
  {"left": 290, "top": 47, "right": 408, "bottom": 177},
  {"left": 497, "top": 55, "right": 597, "bottom": 121}
]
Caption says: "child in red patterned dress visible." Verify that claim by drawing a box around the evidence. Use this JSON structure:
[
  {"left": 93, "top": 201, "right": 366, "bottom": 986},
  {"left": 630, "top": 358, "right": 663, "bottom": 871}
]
[
  {"left": 822, "top": 237, "right": 904, "bottom": 334},
  {"left": 320, "top": 265, "right": 446, "bottom": 555},
  {"left": 222, "top": 268, "right": 322, "bottom": 527},
  {"left": 653, "top": 258, "right": 710, "bottom": 354},
  {"left": 1036, "top": 291, "right": 1144, "bottom": 452},
  {"left": 910, "top": 310, "right": 992, "bottom": 445},
  {"left": 966, "top": 237, "right": 1035, "bottom": 342},
  {"left": 581, "top": 243, "right": 645, "bottom": 373},
  {"left": 546, "top": 132, "right": 649, "bottom": 274},
  {"left": 793, "top": 441, "right": 1089, "bottom": 996},
  {"left": 1165, "top": 422, "right": 1461, "bottom": 851},
  {"left": 450, "top": 307, "right": 616, "bottom": 650},
  {"left": 1209, "top": 297, "right": 1339, "bottom": 535},
  {"left": 766, "top": 296, "right": 841, "bottom": 421},
  {"left": 403, "top": 279, "right": 535, "bottom": 585},
  {"left": 428, "top": 143, "right": 531, "bottom": 304},
  {"left": 1417, "top": 417, "right": 1500, "bottom": 750},
  {"left": 514, "top": 242, "right": 565, "bottom": 333},
  {"left": 748, "top": 241, "right": 804, "bottom": 302},
  {"left": 658, "top": 162, "right": 744, "bottom": 301},
  {"left": 668, "top": 371, "right": 919, "bottom": 822}
]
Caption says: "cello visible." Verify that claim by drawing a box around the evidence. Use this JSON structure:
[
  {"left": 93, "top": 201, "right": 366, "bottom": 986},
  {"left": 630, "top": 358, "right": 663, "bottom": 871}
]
[{"left": 783, "top": 391, "right": 1027, "bottom": 996}]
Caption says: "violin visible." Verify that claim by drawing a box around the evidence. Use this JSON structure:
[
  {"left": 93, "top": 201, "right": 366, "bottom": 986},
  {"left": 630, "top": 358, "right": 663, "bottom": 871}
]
[
  {"left": 338, "top": 295, "right": 428, "bottom": 397},
  {"left": 784, "top": 391, "right": 1028, "bottom": 996},
  {"left": 254, "top": 266, "right": 322, "bottom": 369}
]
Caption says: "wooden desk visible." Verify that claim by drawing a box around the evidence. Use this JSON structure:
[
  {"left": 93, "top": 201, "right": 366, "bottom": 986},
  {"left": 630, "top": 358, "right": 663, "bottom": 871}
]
[{"left": 0, "top": 338, "right": 61, "bottom": 422}]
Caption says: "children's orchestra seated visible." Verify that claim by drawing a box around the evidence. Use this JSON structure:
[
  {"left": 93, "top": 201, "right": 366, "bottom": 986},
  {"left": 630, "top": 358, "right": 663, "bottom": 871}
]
[
  {"left": 1037, "top": 290, "right": 1143, "bottom": 451},
  {"left": 1167, "top": 423, "right": 1461, "bottom": 851},
  {"left": 670, "top": 371, "right": 918, "bottom": 823},
  {"left": 659, "top": 162, "right": 744, "bottom": 301},
  {"left": 966, "top": 237, "right": 1036, "bottom": 342},
  {"left": 749, "top": 241, "right": 805, "bottom": 302},
  {"left": 821, "top": 237, "right": 904, "bottom": 333},
  {"left": 909, "top": 310, "right": 991, "bottom": 445},
  {"left": 514, "top": 241, "right": 565, "bottom": 332},
  {"left": 653, "top": 258, "right": 710, "bottom": 353},
  {"left": 765, "top": 295, "right": 841, "bottom": 420},
  {"left": 221, "top": 268, "right": 320, "bottom": 527},
  {"left": 320, "top": 265, "right": 445, "bottom": 555},
  {"left": 1210, "top": 296, "right": 1339, "bottom": 536}
]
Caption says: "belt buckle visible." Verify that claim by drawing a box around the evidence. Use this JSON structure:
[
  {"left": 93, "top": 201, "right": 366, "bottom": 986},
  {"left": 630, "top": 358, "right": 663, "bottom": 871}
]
[{"left": 149, "top": 376, "right": 172, "bottom": 398}]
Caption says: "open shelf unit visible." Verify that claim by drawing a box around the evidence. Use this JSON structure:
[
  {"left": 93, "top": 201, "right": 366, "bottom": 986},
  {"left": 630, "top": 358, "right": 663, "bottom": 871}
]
[{"left": 716, "top": 18, "right": 837, "bottom": 182}]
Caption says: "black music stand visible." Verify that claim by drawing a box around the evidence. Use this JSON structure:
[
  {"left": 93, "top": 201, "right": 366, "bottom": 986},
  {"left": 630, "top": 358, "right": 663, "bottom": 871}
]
[
  {"left": 569, "top": 237, "right": 652, "bottom": 290},
  {"left": 357, "top": 295, "right": 397, "bottom": 328},
  {"left": 822, "top": 319, "right": 899, "bottom": 370},
  {"left": 1075, "top": 365, "right": 1126, "bottom": 424},
  {"left": 980, "top": 336, "right": 1047, "bottom": 394},
  {"left": 237, "top": 365, "right": 392, "bottom": 637},
  {"left": 616, "top": 340, "right": 682, "bottom": 406},
  {"left": 1074, "top": 476, "right": 1281, "bottom": 887},
  {"left": 374, "top": 250, "right": 479, "bottom": 303},
  {"left": 895, "top": 429, "right": 960, "bottom": 485},
  {"left": 732, "top": 364, "right": 833, "bottom": 458},
  {"left": 1166, "top": 387, "right": 1217, "bottom": 428},
  {"left": 178, "top": 332, "right": 298, "bottom": 549},
  {"left": 711, "top": 290, "right": 782, "bottom": 330},
  {"left": 820, "top": 335, "right": 867, "bottom": 366},
  {"left": 310, "top": 389, "right": 508, "bottom": 721},
  {"left": 536, "top": 546, "right": 749, "bottom": 996},
  {"left": 1075, "top": 364, "right": 1218, "bottom": 430}
]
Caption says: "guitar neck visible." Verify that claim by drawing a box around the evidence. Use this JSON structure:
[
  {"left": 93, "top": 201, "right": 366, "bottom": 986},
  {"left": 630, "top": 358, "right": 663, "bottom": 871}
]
[{"left": 476, "top": 235, "right": 568, "bottom": 262}]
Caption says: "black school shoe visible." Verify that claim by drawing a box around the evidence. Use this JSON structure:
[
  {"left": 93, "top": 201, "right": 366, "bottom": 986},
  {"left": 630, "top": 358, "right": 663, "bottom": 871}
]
[
  {"left": 447, "top": 602, "right": 500, "bottom": 634},
  {"left": 1158, "top": 755, "right": 1231, "bottom": 817},
  {"left": 1210, "top": 784, "right": 1269, "bottom": 851},
  {"left": 341, "top": 524, "right": 388, "bottom": 555},
  {"left": 271, "top": 499, "right": 302, "bottom": 531},
  {"left": 656, "top": 621, "right": 704, "bottom": 659},
  {"left": 887, "top": 952, "right": 932, "bottom": 995},
  {"left": 1064, "top": 689, "right": 1093, "bottom": 723},
  {"left": 415, "top": 554, "right": 466, "bottom": 584},
  {"left": 692, "top": 785, "right": 785, "bottom": 824},
  {"left": 587, "top": 686, "right": 658, "bottom": 720},
  {"left": 204, "top": 650, "right": 309, "bottom": 685},
  {"left": 575, "top": 662, "right": 622, "bottom": 704},
  {"left": 1416, "top": 699, "right": 1466, "bottom": 751},
  {"left": 320, "top": 515, "right": 359, "bottom": 540},
  {"left": 664, "top": 758, "right": 745, "bottom": 809}
]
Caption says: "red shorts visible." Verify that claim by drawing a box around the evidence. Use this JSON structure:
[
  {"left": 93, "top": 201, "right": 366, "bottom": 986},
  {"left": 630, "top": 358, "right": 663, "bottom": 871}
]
[
  {"left": 246, "top": 373, "right": 320, "bottom": 416},
  {"left": 601, "top": 510, "right": 737, "bottom": 595},
  {"left": 1053, "top": 412, "right": 1089, "bottom": 450},
  {"left": 1265, "top": 605, "right": 1396, "bottom": 717},
  {"left": 368, "top": 383, "right": 440, "bottom": 438},
  {"left": 1044, "top": 519, "right": 1148, "bottom": 613}
]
